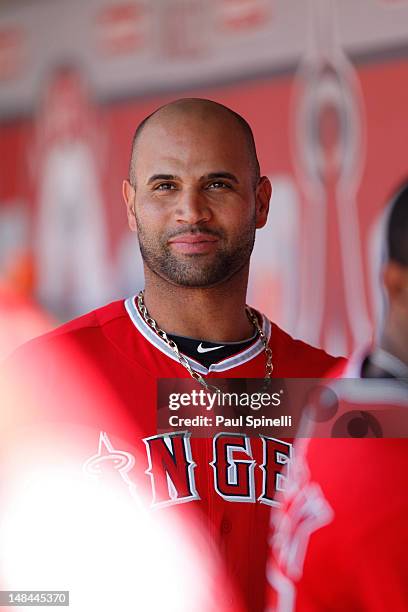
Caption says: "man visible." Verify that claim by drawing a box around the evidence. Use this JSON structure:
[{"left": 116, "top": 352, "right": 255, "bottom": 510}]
[
  {"left": 34, "top": 65, "right": 112, "bottom": 318},
  {"left": 343, "top": 181, "right": 408, "bottom": 379},
  {"left": 267, "top": 181, "right": 408, "bottom": 611},
  {"left": 6, "top": 99, "right": 340, "bottom": 611}
]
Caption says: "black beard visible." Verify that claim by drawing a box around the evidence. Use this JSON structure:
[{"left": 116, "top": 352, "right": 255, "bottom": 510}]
[{"left": 136, "top": 222, "right": 256, "bottom": 288}]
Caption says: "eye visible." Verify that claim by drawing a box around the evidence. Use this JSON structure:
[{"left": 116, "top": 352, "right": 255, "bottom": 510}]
[
  {"left": 207, "top": 181, "right": 231, "bottom": 190},
  {"left": 154, "top": 182, "right": 177, "bottom": 191}
]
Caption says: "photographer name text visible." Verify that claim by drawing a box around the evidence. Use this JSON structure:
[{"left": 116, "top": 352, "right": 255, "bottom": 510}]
[{"left": 168, "top": 414, "right": 292, "bottom": 429}]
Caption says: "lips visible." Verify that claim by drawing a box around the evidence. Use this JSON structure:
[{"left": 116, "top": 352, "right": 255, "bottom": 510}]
[{"left": 168, "top": 233, "right": 219, "bottom": 254}]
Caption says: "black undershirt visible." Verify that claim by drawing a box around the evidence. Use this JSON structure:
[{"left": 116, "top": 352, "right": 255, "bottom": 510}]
[{"left": 167, "top": 332, "right": 257, "bottom": 368}]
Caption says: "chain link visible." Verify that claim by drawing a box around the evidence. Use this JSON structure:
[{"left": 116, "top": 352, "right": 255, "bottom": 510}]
[
  {"left": 137, "top": 290, "right": 273, "bottom": 389},
  {"left": 245, "top": 306, "right": 274, "bottom": 377}
]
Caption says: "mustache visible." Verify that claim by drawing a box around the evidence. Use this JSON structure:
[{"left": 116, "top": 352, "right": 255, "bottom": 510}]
[{"left": 165, "top": 226, "right": 225, "bottom": 240}]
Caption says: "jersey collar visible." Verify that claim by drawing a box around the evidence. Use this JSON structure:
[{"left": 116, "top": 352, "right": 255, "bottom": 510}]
[
  {"left": 331, "top": 346, "right": 408, "bottom": 404},
  {"left": 124, "top": 295, "right": 271, "bottom": 375}
]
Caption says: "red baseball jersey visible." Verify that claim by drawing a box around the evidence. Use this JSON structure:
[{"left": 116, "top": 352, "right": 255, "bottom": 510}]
[
  {"left": 267, "top": 357, "right": 408, "bottom": 612},
  {"left": 4, "top": 297, "right": 340, "bottom": 612}
]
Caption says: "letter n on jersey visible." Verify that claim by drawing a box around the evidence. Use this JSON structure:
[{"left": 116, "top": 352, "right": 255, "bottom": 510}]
[{"left": 144, "top": 431, "right": 200, "bottom": 509}]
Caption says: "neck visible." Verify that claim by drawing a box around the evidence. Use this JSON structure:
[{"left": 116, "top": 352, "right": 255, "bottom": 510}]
[
  {"left": 380, "top": 318, "right": 408, "bottom": 369},
  {"left": 142, "top": 266, "right": 254, "bottom": 342}
]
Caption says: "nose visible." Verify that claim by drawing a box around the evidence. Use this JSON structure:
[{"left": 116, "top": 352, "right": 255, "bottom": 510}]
[{"left": 175, "top": 188, "right": 211, "bottom": 225}]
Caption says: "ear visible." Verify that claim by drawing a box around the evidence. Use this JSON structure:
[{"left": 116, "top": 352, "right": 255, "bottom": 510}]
[
  {"left": 255, "top": 176, "right": 272, "bottom": 229},
  {"left": 122, "top": 179, "right": 137, "bottom": 232},
  {"left": 383, "top": 261, "right": 408, "bottom": 312}
]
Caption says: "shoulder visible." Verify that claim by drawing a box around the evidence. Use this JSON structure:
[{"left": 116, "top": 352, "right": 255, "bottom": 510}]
[
  {"left": 40, "top": 299, "right": 127, "bottom": 339},
  {"left": 9, "top": 300, "right": 129, "bottom": 362},
  {"left": 268, "top": 320, "right": 346, "bottom": 377}
]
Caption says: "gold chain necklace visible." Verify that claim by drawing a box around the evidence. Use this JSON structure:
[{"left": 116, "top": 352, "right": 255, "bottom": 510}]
[{"left": 137, "top": 290, "right": 273, "bottom": 390}]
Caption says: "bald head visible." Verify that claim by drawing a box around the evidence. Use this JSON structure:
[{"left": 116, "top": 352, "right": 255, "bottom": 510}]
[{"left": 128, "top": 98, "right": 260, "bottom": 188}]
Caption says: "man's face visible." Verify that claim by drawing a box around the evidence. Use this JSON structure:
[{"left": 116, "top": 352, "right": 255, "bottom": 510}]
[{"left": 124, "top": 110, "right": 270, "bottom": 288}]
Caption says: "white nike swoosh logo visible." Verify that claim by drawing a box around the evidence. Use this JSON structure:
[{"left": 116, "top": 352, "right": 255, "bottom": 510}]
[{"left": 197, "top": 342, "right": 225, "bottom": 353}]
